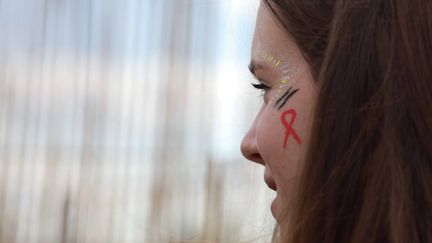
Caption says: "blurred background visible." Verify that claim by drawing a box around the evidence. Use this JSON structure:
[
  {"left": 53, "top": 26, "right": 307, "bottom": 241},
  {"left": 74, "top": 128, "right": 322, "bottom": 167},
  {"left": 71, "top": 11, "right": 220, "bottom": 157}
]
[{"left": 0, "top": 0, "right": 274, "bottom": 242}]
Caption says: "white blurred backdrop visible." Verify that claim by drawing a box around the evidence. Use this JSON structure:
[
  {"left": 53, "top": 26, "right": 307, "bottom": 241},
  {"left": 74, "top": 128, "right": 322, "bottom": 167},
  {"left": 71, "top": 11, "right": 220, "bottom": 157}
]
[{"left": 0, "top": 0, "right": 275, "bottom": 242}]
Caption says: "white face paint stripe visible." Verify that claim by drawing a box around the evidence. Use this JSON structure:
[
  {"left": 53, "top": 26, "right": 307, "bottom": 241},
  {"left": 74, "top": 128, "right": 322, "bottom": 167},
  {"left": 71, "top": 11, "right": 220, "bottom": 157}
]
[{"left": 254, "top": 42, "right": 300, "bottom": 104}]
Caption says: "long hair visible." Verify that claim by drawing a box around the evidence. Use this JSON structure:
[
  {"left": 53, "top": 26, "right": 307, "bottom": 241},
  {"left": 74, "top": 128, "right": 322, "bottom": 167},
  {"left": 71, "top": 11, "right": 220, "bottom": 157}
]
[{"left": 263, "top": 0, "right": 432, "bottom": 242}]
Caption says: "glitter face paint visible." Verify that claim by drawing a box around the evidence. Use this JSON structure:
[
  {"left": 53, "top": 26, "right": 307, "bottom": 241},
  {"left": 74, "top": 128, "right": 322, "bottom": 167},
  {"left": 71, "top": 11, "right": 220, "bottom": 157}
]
[
  {"left": 254, "top": 42, "right": 299, "bottom": 104},
  {"left": 254, "top": 42, "right": 302, "bottom": 149}
]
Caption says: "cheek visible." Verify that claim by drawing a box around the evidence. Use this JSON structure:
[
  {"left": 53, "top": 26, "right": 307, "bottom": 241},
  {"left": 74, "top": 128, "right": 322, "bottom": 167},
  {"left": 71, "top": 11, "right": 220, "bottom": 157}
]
[
  {"left": 255, "top": 106, "right": 308, "bottom": 181},
  {"left": 280, "top": 109, "right": 303, "bottom": 149},
  {"left": 256, "top": 108, "right": 284, "bottom": 158}
]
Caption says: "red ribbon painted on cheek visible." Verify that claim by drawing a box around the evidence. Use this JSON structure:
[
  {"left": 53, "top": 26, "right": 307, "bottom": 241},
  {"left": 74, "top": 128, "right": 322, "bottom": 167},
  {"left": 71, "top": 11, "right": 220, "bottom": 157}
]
[{"left": 281, "top": 109, "right": 302, "bottom": 149}]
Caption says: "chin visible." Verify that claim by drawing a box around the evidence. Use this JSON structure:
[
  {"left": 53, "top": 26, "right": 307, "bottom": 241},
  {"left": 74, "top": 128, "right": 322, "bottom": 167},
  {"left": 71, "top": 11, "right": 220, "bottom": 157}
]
[{"left": 270, "top": 195, "right": 281, "bottom": 221}]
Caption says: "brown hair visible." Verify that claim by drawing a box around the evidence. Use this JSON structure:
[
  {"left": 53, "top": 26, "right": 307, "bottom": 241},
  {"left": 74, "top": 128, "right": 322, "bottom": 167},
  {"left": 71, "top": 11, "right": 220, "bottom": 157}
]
[{"left": 264, "top": 0, "right": 432, "bottom": 242}]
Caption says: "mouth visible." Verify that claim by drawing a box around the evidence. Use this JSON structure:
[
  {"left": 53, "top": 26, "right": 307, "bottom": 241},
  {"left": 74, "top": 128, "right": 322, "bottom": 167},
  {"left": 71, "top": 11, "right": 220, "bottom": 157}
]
[{"left": 264, "top": 175, "right": 277, "bottom": 191}]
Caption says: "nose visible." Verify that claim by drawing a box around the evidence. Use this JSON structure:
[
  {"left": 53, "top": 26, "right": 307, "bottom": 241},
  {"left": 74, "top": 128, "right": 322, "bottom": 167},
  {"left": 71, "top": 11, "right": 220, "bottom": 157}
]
[{"left": 241, "top": 108, "right": 265, "bottom": 166}]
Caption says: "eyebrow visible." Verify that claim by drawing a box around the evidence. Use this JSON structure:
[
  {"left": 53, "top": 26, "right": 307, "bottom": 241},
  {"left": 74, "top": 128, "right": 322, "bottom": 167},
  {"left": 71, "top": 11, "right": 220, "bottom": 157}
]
[{"left": 248, "top": 60, "right": 269, "bottom": 78}]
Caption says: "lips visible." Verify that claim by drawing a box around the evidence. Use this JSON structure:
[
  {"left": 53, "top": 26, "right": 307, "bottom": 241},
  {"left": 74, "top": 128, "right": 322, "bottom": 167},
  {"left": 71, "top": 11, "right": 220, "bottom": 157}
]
[{"left": 264, "top": 175, "right": 277, "bottom": 191}]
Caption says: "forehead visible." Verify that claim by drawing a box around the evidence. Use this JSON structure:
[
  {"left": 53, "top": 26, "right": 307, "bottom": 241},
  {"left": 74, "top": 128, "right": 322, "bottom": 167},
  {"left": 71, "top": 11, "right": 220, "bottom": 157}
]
[{"left": 252, "top": 3, "right": 298, "bottom": 60}]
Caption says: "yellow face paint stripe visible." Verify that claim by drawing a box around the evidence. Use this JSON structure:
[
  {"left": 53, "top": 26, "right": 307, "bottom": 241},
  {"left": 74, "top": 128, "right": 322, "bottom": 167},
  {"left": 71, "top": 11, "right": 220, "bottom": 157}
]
[{"left": 255, "top": 43, "right": 298, "bottom": 104}]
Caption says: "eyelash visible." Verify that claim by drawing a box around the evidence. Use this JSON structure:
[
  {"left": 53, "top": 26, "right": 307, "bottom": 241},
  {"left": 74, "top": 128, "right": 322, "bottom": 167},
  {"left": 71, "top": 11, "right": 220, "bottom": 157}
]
[
  {"left": 251, "top": 82, "right": 270, "bottom": 98},
  {"left": 251, "top": 82, "right": 271, "bottom": 92}
]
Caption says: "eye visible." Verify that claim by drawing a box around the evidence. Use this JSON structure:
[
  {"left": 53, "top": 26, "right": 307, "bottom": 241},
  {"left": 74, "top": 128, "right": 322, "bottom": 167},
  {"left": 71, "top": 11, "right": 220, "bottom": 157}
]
[
  {"left": 251, "top": 83, "right": 270, "bottom": 90},
  {"left": 251, "top": 82, "right": 271, "bottom": 98}
]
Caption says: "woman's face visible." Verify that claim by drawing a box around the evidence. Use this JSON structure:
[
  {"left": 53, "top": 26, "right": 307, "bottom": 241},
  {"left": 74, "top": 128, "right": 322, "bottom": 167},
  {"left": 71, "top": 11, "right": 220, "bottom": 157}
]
[{"left": 241, "top": 3, "right": 316, "bottom": 222}]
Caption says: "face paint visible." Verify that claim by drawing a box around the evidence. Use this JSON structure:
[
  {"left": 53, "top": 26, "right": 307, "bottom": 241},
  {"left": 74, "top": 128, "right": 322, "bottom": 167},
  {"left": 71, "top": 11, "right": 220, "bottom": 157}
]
[
  {"left": 276, "top": 63, "right": 298, "bottom": 100},
  {"left": 254, "top": 42, "right": 300, "bottom": 107},
  {"left": 256, "top": 43, "right": 284, "bottom": 70},
  {"left": 280, "top": 109, "right": 302, "bottom": 149},
  {"left": 275, "top": 87, "right": 299, "bottom": 111},
  {"left": 254, "top": 42, "right": 303, "bottom": 149}
]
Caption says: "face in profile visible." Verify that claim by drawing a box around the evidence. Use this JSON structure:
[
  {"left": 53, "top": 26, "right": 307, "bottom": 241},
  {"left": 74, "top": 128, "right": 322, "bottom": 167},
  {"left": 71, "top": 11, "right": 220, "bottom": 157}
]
[{"left": 240, "top": 2, "right": 316, "bottom": 222}]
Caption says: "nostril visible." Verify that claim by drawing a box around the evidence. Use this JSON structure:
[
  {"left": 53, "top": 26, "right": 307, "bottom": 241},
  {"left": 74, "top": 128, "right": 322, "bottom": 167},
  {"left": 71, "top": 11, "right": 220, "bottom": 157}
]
[
  {"left": 241, "top": 135, "right": 264, "bottom": 165},
  {"left": 249, "top": 153, "right": 264, "bottom": 165},
  {"left": 241, "top": 141, "right": 264, "bottom": 165},
  {"left": 250, "top": 153, "right": 260, "bottom": 160}
]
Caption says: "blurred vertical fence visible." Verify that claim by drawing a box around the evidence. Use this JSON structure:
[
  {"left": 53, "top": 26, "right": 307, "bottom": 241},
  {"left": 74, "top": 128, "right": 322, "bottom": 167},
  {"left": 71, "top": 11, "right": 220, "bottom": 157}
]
[{"left": 0, "top": 0, "right": 274, "bottom": 242}]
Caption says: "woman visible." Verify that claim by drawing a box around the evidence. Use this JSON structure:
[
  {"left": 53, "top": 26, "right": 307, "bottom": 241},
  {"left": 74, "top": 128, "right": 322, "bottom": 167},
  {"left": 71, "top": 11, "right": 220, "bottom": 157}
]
[{"left": 241, "top": 0, "right": 432, "bottom": 243}]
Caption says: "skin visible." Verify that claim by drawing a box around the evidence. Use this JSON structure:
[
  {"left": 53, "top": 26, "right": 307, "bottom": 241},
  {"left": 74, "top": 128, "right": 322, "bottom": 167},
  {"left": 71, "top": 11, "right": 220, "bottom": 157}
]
[{"left": 240, "top": 2, "right": 317, "bottom": 222}]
